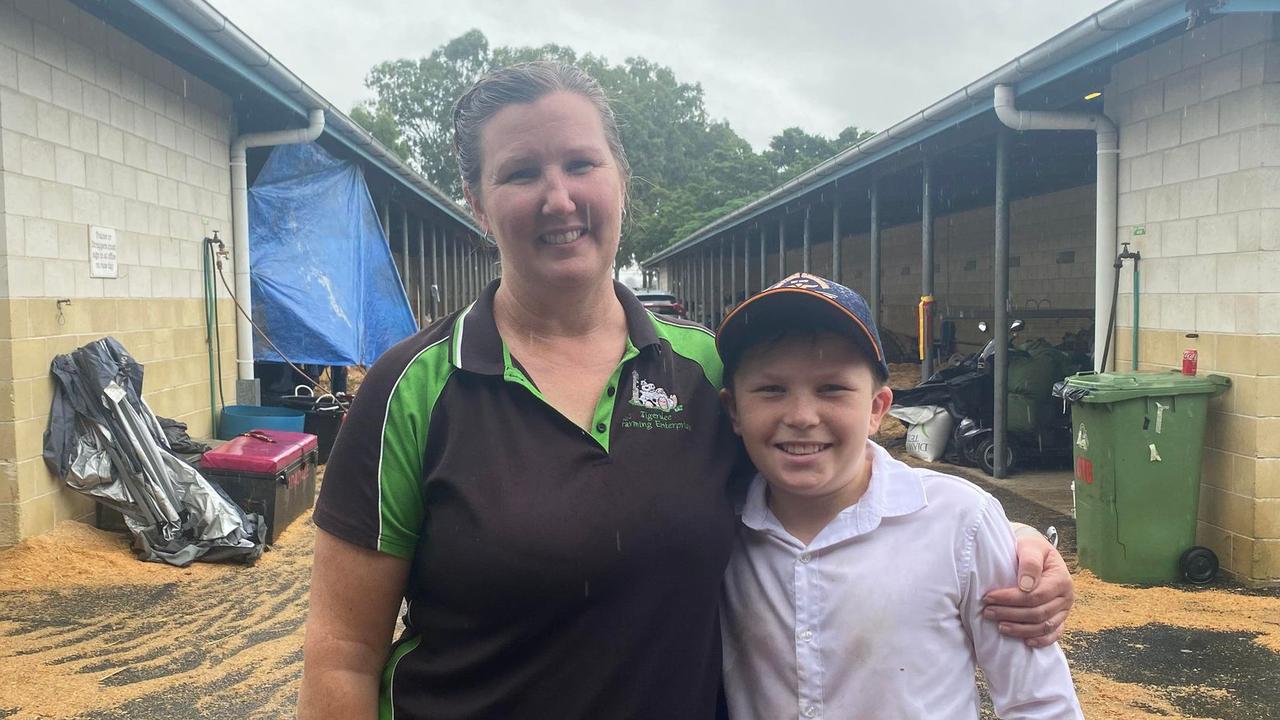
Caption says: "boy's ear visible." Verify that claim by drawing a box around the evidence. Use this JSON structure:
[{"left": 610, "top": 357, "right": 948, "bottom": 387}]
[
  {"left": 867, "top": 384, "right": 894, "bottom": 436},
  {"left": 719, "top": 388, "right": 743, "bottom": 435}
]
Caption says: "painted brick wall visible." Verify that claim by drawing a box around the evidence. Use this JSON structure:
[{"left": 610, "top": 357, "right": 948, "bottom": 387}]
[
  {"left": 1107, "top": 13, "right": 1280, "bottom": 584},
  {"left": 835, "top": 184, "right": 1097, "bottom": 355},
  {"left": 0, "top": 0, "right": 238, "bottom": 545},
  {"left": 0, "top": 0, "right": 234, "bottom": 301},
  {"left": 666, "top": 183, "right": 1097, "bottom": 348}
]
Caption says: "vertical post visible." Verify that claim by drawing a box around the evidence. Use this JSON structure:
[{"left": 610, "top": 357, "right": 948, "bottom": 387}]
[
  {"left": 717, "top": 238, "right": 725, "bottom": 326},
  {"left": 702, "top": 248, "right": 710, "bottom": 326},
  {"left": 870, "top": 180, "right": 881, "bottom": 328},
  {"left": 693, "top": 254, "right": 699, "bottom": 324},
  {"left": 730, "top": 233, "right": 738, "bottom": 309},
  {"left": 778, "top": 217, "right": 786, "bottom": 279},
  {"left": 802, "top": 205, "right": 812, "bottom": 273},
  {"left": 461, "top": 244, "right": 468, "bottom": 304},
  {"left": 994, "top": 130, "right": 1011, "bottom": 478},
  {"left": 706, "top": 246, "right": 713, "bottom": 325},
  {"left": 400, "top": 206, "right": 409, "bottom": 293},
  {"left": 677, "top": 259, "right": 682, "bottom": 306},
  {"left": 430, "top": 224, "right": 440, "bottom": 318},
  {"left": 379, "top": 197, "right": 390, "bottom": 244},
  {"left": 759, "top": 225, "right": 766, "bottom": 289},
  {"left": 417, "top": 218, "right": 426, "bottom": 325},
  {"left": 832, "top": 195, "right": 842, "bottom": 284},
  {"left": 443, "top": 235, "right": 452, "bottom": 315},
  {"left": 921, "top": 160, "right": 935, "bottom": 384}
]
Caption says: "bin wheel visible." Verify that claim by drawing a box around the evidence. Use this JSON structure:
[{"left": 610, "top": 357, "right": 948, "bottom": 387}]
[
  {"left": 1180, "top": 546, "right": 1218, "bottom": 585},
  {"left": 976, "top": 438, "right": 1015, "bottom": 476}
]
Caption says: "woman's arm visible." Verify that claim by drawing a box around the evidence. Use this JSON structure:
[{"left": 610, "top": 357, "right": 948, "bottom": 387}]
[
  {"left": 983, "top": 524, "right": 1075, "bottom": 647},
  {"left": 297, "top": 528, "right": 411, "bottom": 720}
]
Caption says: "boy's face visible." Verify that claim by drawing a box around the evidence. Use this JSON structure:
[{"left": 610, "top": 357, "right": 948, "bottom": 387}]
[{"left": 722, "top": 332, "right": 894, "bottom": 504}]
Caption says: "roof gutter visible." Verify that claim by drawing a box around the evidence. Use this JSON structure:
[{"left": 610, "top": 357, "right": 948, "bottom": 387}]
[
  {"left": 642, "top": 0, "right": 1187, "bottom": 266},
  {"left": 135, "top": 0, "right": 485, "bottom": 238}
]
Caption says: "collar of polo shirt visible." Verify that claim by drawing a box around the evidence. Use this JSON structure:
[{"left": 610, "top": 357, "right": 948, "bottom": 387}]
[{"left": 449, "top": 280, "right": 664, "bottom": 376}]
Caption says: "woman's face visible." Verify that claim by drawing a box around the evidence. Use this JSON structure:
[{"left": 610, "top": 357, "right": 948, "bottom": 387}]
[{"left": 466, "top": 91, "right": 625, "bottom": 291}]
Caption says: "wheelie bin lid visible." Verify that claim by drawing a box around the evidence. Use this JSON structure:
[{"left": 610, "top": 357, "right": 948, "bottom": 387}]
[{"left": 1061, "top": 371, "right": 1230, "bottom": 404}]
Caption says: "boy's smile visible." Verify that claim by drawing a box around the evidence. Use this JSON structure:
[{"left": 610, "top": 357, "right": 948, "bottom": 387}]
[{"left": 722, "top": 332, "right": 893, "bottom": 541}]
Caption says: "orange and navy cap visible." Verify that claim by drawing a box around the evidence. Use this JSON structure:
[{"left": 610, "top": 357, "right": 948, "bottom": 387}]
[{"left": 716, "top": 272, "right": 889, "bottom": 380}]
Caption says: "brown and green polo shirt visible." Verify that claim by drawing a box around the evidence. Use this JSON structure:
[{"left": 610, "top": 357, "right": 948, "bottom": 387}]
[{"left": 314, "top": 280, "right": 743, "bottom": 720}]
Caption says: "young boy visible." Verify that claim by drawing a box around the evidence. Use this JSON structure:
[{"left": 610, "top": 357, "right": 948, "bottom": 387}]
[{"left": 716, "top": 273, "right": 1082, "bottom": 719}]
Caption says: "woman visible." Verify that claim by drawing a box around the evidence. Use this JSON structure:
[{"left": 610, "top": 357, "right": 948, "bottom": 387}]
[{"left": 297, "top": 62, "right": 1073, "bottom": 720}]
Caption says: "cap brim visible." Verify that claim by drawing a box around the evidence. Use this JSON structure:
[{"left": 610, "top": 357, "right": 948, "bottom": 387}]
[{"left": 717, "top": 288, "right": 883, "bottom": 373}]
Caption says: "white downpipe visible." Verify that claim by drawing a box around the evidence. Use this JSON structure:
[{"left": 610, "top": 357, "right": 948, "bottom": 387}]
[
  {"left": 993, "top": 85, "right": 1118, "bottom": 372},
  {"left": 230, "top": 108, "right": 325, "bottom": 381}
]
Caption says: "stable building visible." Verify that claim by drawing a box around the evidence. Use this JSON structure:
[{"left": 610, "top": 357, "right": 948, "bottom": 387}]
[
  {"left": 643, "top": 0, "right": 1280, "bottom": 585},
  {"left": 0, "top": 0, "right": 492, "bottom": 545}
]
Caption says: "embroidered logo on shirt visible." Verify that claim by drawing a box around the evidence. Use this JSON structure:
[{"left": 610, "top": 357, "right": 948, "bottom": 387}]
[{"left": 628, "top": 370, "right": 683, "bottom": 413}]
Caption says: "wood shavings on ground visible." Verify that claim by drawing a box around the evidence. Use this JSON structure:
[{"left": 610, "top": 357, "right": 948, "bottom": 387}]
[
  {"left": 1071, "top": 570, "right": 1280, "bottom": 652},
  {"left": 1071, "top": 671, "right": 1218, "bottom": 720},
  {"left": 0, "top": 505, "right": 314, "bottom": 592},
  {"left": 0, "top": 511, "right": 316, "bottom": 718},
  {"left": 3, "top": 454, "right": 1278, "bottom": 718}
]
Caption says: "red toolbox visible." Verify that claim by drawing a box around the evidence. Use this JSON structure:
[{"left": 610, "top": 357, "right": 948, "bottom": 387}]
[{"left": 201, "top": 429, "right": 318, "bottom": 544}]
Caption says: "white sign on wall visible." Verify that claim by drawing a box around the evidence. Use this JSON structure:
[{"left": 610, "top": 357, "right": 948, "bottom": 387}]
[{"left": 88, "top": 226, "right": 118, "bottom": 278}]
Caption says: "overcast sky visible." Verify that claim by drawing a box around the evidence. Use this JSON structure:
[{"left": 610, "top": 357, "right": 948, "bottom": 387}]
[{"left": 211, "top": 0, "right": 1113, "bottom": 150}]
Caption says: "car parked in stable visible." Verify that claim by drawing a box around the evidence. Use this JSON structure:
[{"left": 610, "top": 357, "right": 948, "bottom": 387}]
[{"left": 633, "top": 289, "right": 687, "bottom": 319}]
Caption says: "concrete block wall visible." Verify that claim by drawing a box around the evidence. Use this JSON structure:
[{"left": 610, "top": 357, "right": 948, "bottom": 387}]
[
  {"left": 0, "top": 0, "right": 237, "bottom": 545},
  {"left": 1108, "top": 13, "right": 1280, "bottom": 584},
  {"left": 839, "top": 184, "right": 1097, "bottom": 353},
  {"left": 669, "top": 183, "right": 1097, "bottom": 354}
]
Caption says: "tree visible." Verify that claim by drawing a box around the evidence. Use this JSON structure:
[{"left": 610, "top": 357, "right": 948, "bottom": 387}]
[
  {"left": 362, "top": 29, "right": 493, "bottom": 198},
  {"left": 351, "top": 30, "right": 872, "bottom": 265},
  {"left": 764, "top": 125, "right": 874, "bottom": 181},
  {"left": 348, "top": 102, "right": 412, "bottom": 162}
]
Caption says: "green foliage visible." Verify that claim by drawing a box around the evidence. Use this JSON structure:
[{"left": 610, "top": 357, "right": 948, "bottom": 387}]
[
  {"left": 348, "top": 103, "right": 412, "bottom": 162},
  {"left": 764, "top": 125, "right": 874, "bottom": 181},
  {"left": 350, "top": 30, "right": 872, "bottom": 266}
]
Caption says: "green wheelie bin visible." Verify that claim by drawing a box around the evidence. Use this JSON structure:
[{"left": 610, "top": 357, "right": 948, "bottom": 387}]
[{"left": 1060, "top": 371, "right": 1230, "bottom": 584}]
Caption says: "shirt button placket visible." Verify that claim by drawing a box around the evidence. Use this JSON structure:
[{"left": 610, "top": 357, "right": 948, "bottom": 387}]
[{"left": 795, "top": 550, "right": 820, "bottom": 720}]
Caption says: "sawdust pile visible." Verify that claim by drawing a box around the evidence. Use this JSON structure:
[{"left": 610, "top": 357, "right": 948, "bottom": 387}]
[
  {"left": 871, "top": 362, "right": 921, "bottom": 446},
  {"left": 0, "top": 509, "right": 313, "bottom": 592},
  {"left": 1072, "top": 671, "right": 1219, "bottom": 720},
  {"left": 887, "top": 362, "right": 922, "bottom": 390},
  {"left": 346, "top": 365, "right": 366, "bottom": 395},
  {"left": 0, "top": 512, "right": 316, "bottom": 718},
  {"left": 1070, "top": 570, "right": 1280, "bottom": 652}
]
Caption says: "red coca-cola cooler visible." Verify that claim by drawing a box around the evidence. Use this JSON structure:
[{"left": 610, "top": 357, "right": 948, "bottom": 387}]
[{"left": 201, "top": 429, "right": 318, "bottom": 543}]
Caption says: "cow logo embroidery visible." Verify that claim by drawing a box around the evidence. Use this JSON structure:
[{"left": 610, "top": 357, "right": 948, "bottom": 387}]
[{"left": 628, "top": 370, "right": 683, "bottom": 413}]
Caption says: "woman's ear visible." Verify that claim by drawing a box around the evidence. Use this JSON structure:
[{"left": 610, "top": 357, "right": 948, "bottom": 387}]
[
  {"left": 719, "top": 388, "right": 742, "bottom": 435},
  {"left": 867, "top": 384, "right": 894, "bottom": 436}
]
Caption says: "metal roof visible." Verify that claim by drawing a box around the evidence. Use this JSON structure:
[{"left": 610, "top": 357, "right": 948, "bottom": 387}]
[
  {"left": 641, "top": 0, "right": 1275, "bottom": 266},
  {"left": 126, "top": 0, "right": 486, "bottom": 239}
]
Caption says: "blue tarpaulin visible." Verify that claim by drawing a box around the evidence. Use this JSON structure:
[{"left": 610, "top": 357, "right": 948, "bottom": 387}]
[{"left": 249, "top": 142, "right": 416, "bottom": 366}]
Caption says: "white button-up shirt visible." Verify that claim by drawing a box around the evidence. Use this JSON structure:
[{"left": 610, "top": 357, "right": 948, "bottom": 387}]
[{"left": 721, "top": 442, "right": 1083, "bottom": 719}]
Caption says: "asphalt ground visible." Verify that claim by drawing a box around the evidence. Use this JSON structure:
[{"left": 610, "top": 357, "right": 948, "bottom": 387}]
[{"left": 1, "top": 458, "right": 1278, "bottom": 719}]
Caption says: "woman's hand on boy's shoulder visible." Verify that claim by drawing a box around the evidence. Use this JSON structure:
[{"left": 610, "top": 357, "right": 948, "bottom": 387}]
[{"left": 981, "top": 530, "right": 1074, "bottom": 648}]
